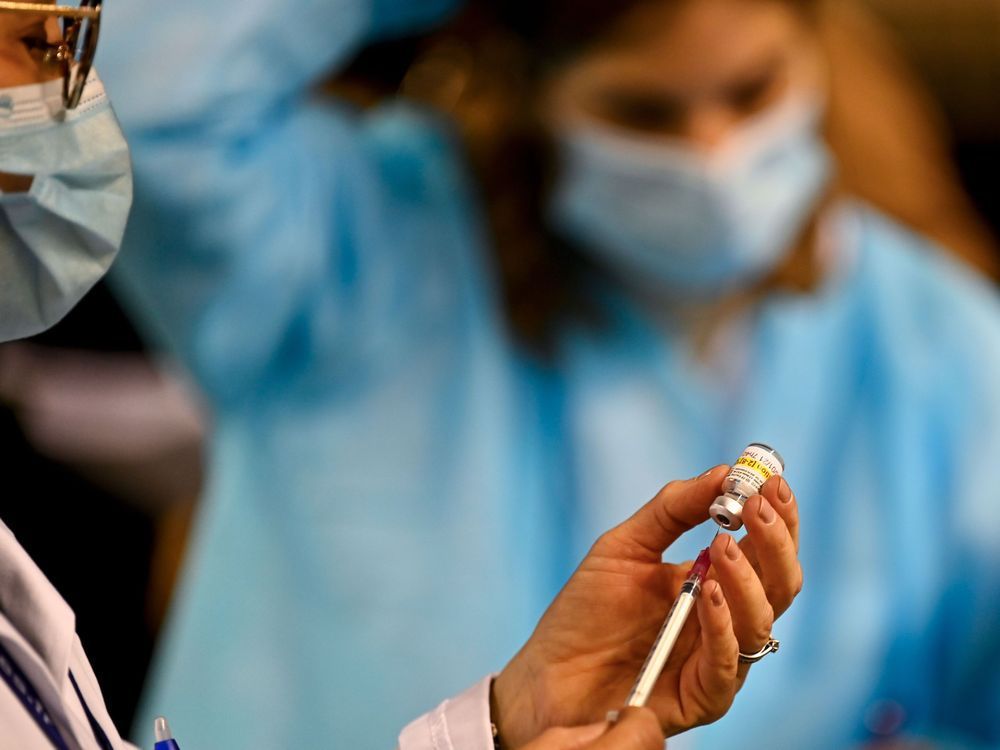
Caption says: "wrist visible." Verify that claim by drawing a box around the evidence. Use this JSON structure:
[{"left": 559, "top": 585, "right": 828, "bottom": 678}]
[{"left": 491, "top": 648, "right": 550, "bottom": 750}]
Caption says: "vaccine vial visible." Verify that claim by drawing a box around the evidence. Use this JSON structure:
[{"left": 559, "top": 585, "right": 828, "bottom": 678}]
[{"left": 709, "top": 443, "right": 785, "bottom": 531}]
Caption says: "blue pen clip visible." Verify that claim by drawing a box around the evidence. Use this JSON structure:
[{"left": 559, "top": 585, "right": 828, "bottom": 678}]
[{"left": 154, "top": 717, "right": 181, "bottom": 750}]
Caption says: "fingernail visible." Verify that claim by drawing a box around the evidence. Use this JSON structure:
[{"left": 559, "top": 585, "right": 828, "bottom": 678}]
[
  {"left": 699, "top": 464, "right": 724, "bottom": 478},
  {"left": 710, "top": 582, "right": 725, "bottom": 607},
  {"left": 725, "top": 535, "right": 740, "bottom": 560},
  {"left": 758, "top": 498, "right": 776, "bottom": 525},
  {"left": 778, "top": 478, "right": 792, "bottom": 503}
]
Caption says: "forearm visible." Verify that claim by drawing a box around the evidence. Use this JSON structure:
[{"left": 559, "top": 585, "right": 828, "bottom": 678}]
[
  {"left": 95, "top": 0, "right": 385, "bottom": 399},
  {"left": 99, "top": 0, "right": 372, "bottom": 132},
  {"left": 109, "top": 102, "right": 379, "bottom": 405}
]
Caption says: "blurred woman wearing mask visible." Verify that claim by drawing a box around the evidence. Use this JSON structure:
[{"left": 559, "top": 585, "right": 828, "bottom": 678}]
[{"left": 100, "top": 0, "right": 1000, "bottom": 748}]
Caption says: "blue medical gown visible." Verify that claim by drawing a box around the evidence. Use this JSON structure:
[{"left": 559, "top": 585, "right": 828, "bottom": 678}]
[{"left": 100, "top": 2, "right": 1000, "bottom": 747}]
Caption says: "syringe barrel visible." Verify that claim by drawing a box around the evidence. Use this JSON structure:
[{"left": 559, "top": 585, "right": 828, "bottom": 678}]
[{"left": 624, "top": 586, "right": 699, "bottom": 708}]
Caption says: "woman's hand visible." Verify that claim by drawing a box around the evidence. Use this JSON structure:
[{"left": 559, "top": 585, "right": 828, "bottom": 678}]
[{"left": 493, "top": 467, "right": 802, "bottom": 749}]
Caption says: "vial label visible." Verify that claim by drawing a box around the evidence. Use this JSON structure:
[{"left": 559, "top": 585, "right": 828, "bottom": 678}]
[{"left": 727, "top": 444, "right": 783, "bottom": 497}]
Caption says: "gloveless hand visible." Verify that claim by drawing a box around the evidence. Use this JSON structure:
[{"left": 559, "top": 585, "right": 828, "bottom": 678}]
[{"left": 493, "top": 468, "right": 802, "bottom": 748}]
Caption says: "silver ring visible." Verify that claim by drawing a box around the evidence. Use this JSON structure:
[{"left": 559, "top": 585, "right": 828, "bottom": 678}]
[{"left": 738, "top": 637, "right": 780, "bottom": 664}]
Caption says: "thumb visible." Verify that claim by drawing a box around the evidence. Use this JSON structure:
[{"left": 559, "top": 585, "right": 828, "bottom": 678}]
[
  {"left": 590, "top": 708, "right": 665, "bottom": 750},
  {"left": 594, "top": 466, "right": 729, "bottom": 562},
  {"left": 523, "top": 723, "right": 608, "bottom": 750}
]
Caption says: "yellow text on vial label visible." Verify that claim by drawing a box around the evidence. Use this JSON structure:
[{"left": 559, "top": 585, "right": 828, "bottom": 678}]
[
  {"left": 734, "top": 455, "right": 776, "bottom": 479},
  {"left": 727, "top": 445, "right": 783, "bottom": 497}
]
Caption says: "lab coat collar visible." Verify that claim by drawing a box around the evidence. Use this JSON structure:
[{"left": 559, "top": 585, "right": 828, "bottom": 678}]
[{"left": 0, "top": 521, "right": 75, "bottom": 689}]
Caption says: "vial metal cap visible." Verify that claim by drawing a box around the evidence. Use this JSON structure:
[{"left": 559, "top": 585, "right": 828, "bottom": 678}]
[
  {"left": 710, "top": 495, "right": 746, "bottom": 531},
  {"left": 748, "top": 442, "right": 785, "bottom": 470}
]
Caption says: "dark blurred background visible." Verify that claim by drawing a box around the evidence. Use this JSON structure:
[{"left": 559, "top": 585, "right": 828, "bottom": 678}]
[
  {"left": 865, "top": 0, "right": 1000, "bottom": 245},
  {"left": 0, "top": 282, "right": 203, "bottom": 730}
]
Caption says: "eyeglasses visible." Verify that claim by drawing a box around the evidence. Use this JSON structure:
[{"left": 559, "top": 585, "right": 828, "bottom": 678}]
[{"left": 0, "top": 1, "right": 102, "bottom": 109}]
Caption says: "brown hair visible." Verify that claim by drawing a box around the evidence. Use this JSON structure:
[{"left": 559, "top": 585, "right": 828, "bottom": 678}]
[{"left": 457, "top": 0, "right": 661, "bottom": 352}]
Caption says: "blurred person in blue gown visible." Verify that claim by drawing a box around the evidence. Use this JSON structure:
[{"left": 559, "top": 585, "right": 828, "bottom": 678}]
[
  {"left": 99, "top": 0, "right": 1000, "bottom": 747},
  {"left": 0, "top": 5, "right": 799, "bottom": 750}
]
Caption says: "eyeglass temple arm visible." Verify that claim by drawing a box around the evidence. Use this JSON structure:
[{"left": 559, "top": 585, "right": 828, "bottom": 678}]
[{"left": 0, "top": 2, "right": 99, "bottom": 20}]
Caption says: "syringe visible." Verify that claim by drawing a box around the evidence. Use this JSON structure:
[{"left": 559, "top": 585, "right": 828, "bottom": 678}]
[{"left": 622, "top": 546, "right": 713, "bottom": 708}]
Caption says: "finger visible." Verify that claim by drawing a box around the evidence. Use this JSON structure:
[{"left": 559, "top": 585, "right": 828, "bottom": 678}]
[
  {"left": 737, "top": 477, "right": 799, "bottom": 574},
  {"left": 681, "top": 579, "right": 739, "bottom": 723},
  {"left": 742, "top": 495, "right": 802, "bottom": 617},
  {"left": 523, "top": 724, "right": 608, "bottom": 750},
  {"left": 709, "top": 534, "right": 774, "bottom": 667},
  {"left": 594, "top": 465, "right": 730, "bottom": 562},
  {"left": 760, "top": 475, "right": 799, "bottom": 552},
  {"left": 593, "top": 708, "right": 664, "bottom": 750}
]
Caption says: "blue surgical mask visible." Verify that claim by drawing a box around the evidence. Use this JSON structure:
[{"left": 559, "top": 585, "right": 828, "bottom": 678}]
[
  {"left": 0, "top": 73, "right": 132, "bottom": 341},
  {"left": 549, "top": 95, "right": 832, "bottom": 295}
]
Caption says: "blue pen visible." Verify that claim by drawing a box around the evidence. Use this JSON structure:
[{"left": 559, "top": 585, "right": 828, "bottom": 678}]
[{"left": 154, "top": 717, "right": 181, "bottom": 750}]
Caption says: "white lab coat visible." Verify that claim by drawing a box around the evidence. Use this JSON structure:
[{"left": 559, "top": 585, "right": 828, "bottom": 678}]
[
  {"left": 398, "top": 676, "right": 495, "bottom": 750},
  {"left": 0, "top": 522, "right": 138, "bottom": 750},
  {"left": 0, "top": 515, "right": 500, "bottom": 750}
]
